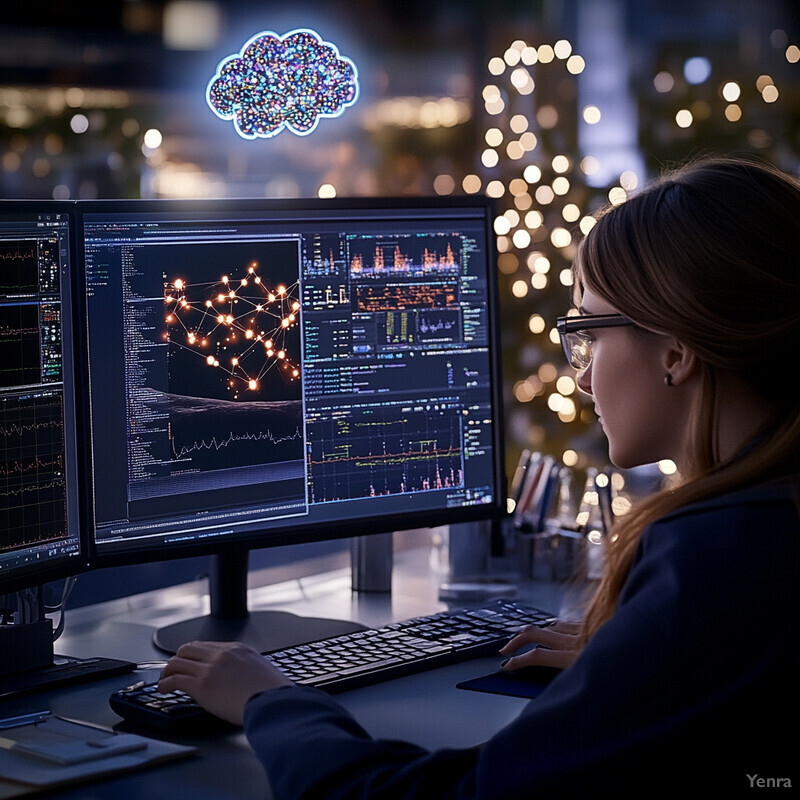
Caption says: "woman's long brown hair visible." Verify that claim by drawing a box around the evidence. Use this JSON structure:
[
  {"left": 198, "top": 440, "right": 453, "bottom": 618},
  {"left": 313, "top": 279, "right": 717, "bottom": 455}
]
[{"left": 571, "top": 156, "right": 800, "bottom": 644}]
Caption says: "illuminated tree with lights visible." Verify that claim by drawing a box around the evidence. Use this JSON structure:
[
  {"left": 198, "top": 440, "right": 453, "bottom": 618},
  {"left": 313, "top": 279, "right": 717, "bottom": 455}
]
[{"left": 471, "top": 37, "right": 617, "bottom": 480}]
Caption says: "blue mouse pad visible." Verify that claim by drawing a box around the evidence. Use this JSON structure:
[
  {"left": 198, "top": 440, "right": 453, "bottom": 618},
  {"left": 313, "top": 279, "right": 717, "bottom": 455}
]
[{"left": 456, "top": 666, "right": 561, "bottom": 699}]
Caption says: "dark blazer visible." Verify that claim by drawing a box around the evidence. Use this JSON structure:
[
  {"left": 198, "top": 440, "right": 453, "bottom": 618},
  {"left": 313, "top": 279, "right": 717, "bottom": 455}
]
[{"left": 244, "top": 476, "right": 799, "bottom": 797}]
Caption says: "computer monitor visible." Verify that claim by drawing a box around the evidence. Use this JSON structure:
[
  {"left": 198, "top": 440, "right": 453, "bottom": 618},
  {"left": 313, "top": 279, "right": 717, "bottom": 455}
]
[
  {"left": 77, "top": 196, "right": 505, "bottom": 653},
  {"left": 0, "top": 201, "right": 88, "bottom": 673}
]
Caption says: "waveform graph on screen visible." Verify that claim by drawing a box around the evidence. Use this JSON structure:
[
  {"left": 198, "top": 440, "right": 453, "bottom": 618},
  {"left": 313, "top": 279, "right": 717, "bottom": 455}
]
[
  {"left": 0, "top": 392, "right": 67, "bottom": 550},
  {"left": 309, "top": 404, "right": 464, "bottom": 501},
  {"left": 0, "top": 240, "right": 39, "bottom": 296},
  {"left": 0, "top": 302, "right": 41, "bottom": 389},
  {"left": 163, "top": 393, "right": 303, "bottom": 479},
  {"left": 348, "top": 234, "right": 461, "bottom": 278}
]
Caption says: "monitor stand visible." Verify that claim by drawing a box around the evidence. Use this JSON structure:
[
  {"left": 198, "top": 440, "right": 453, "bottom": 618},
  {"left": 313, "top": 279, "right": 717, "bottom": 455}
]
[{"left": 152, "top": 549, "right": 367, "bottom": 655}]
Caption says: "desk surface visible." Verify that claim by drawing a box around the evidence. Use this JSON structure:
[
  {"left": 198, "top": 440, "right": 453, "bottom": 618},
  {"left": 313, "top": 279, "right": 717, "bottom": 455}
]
[{"left": 2, "top": 543, "right": 570, "bottom": 799}]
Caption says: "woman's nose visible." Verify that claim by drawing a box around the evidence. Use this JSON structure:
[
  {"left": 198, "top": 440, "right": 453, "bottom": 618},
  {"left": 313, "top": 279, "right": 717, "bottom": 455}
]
[{"left": 576, "top": 363, "right": 592, "bottom": 395}]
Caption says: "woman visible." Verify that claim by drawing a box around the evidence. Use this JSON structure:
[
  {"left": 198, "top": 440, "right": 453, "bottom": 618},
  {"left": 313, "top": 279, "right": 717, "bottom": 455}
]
[{"left": 159, "top": 156, "right": 799, "bottom": 794}]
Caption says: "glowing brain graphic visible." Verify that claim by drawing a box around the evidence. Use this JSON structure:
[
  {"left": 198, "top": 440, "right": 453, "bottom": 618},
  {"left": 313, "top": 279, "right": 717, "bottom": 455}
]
[{"left": 206, "top": 28, "right": 359, "bottom": 139}]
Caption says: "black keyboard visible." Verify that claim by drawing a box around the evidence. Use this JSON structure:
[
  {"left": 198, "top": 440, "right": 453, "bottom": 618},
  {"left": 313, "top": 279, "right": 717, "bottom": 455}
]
[
  {"left": 109, "top": 599, "right": 555, "bottom": 732},
  {"left": 267, "top": 599, "right": 556, "bottom": 693},
  {"left": 1, "top": 655, "right": 137, "bottom": 700}
]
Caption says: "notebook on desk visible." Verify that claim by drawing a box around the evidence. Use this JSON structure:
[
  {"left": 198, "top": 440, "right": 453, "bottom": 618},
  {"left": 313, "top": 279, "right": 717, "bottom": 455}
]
[{"left": 0, "top": 713, "right": 195, "bottom": 798}]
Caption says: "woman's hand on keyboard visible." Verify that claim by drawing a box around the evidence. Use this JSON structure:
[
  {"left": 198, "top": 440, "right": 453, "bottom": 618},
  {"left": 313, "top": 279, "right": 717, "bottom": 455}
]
[
  {"left": 498, "top": 620, "right": 581, "bottom": 671},
  {"left": 158, "top": 640, "right": 293, "bottom": 726}
]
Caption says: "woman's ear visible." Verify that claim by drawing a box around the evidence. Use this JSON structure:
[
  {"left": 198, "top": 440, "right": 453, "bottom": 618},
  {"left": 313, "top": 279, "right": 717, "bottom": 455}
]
[{"left": 662, "top": 337, "right": 698, "bottom": 387}]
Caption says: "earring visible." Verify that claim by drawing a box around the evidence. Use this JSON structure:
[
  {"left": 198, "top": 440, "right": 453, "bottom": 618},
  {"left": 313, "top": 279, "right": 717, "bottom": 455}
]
[{"left": 664, "top": 374, "right": 673, "bottom": 387}]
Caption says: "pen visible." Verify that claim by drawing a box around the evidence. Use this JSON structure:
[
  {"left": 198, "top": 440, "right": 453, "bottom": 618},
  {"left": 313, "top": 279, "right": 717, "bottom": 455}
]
[
  {"left": 54, "top": 714, "right": 115, "bottom": 733},
  {"left": 0, "top": 710, "right": 50, "bottom": 730}
]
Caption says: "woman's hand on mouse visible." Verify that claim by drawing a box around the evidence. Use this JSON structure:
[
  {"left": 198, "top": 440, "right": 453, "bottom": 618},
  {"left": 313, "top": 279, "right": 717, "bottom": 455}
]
[{"left": 499, "top": 619, "right": 581, "bottom": 671}]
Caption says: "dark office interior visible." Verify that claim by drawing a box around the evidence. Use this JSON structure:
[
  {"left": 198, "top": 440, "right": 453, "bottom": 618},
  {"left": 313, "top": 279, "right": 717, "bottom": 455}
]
[{"left": 0, "top": 3, "right": 798, "bottom": 795}]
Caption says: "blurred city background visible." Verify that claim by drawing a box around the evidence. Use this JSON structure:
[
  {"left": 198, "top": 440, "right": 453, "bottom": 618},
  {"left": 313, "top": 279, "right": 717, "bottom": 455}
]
[{"left": 2, "top": 0, "right": 798, "bottom": 488}]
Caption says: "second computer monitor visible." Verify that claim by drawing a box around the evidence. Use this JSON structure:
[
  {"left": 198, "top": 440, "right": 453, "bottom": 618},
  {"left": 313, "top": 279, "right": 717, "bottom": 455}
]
[{"left": 0, "top": 201, "right": 86, "bottom": 598}]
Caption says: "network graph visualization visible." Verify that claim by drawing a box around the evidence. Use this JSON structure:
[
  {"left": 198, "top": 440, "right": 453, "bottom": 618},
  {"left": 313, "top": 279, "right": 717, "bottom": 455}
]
[{"left": 164, "top": 262, "right": 302, "bottom": 400}]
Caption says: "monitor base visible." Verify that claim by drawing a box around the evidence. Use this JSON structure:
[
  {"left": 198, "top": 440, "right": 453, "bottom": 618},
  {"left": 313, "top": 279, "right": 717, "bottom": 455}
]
[{"left": 152, "top": 610, "right": 367, "bottom": 655}]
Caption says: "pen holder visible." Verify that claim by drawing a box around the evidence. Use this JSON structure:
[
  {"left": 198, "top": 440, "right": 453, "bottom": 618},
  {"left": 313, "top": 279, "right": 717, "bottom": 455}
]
[{"left": 516, "top": 527, "right": 584, "bottom": 583}]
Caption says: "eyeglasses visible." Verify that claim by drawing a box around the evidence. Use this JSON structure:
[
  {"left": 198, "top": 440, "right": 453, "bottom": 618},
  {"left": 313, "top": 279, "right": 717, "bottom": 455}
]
[{"left": 556, "top": 313, "right": 636, "bottom": 370}]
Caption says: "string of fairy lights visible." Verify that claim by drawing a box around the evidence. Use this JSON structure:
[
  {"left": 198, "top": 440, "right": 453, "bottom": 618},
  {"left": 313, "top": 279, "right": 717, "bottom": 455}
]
[{"left": 469, "top": 37, "right": 621, "bottom": 477}]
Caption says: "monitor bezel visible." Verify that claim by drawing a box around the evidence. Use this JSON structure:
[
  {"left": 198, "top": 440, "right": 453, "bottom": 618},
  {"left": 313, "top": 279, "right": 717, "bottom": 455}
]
[
  {"left": 74, "top": 195, "right": 508, "bottom": 571},
  {"left": 0, "top": 199, "right": 91, "bottom": 595}
]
